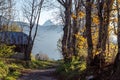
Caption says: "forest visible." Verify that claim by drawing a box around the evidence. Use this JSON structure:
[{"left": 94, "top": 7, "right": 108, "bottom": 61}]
[{"left": 0, "top": 0, "right": 120, "bottom": 80}]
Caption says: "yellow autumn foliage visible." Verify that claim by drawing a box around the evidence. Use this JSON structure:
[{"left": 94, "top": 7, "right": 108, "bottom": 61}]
[
  {"left": 78, "top": 11, "right": 85, "bottom": 18},
  {"left": 71, "top": 11, "right": 85, "bottom": 19},
  {"left": 75, "top": 34, "right": 79, "bottom": 38},
  {"left": 71, "top": 13, "right": 77, "bottom": 19},
  {"left": 75, "top": 32, "right": 87, "bottom": 50},
  {"left": 78, "top": 45, "right": 83, "bottom": 49},
  {"left": 92, "top": 16, "right": 100, "bottom": 25},
  {"left": 104, "top": 43, "right": 118, "bottom": 63},
  {"left": 95, "top": 51, "right": 99, "bottom": 55},
  {"left": 92, "top": 16, "right": 99, "bottom": 25},
  {"left": 118, "top": 0, "right": 120, "bottom": 3}
]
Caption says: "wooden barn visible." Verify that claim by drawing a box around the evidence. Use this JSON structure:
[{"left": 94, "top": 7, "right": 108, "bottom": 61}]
[{"left": 0, "top": 31, "right": 31, "bottom": 53}]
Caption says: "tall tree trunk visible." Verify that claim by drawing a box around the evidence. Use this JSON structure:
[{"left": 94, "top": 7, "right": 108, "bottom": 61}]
[
  {"left": 97, "top": 0, "right": 104, "bottom": 49},
  {"left": 85, "top": 0, "right": 93, "bottom": 66},
  {"left": 61, "top": 1, "right": 72, "bottom": 61},
  {"left": 72, "top": 19, "right": 79, "bottom": 56},
  {"left": 97, "top": 0, "right": 114, "bottom": 67},
  {"left": 72, "top": 0, "right": 81, "bottom": 57},
  {"left": 113, "top": 0, "right": 120, "bottom": 73},
  {"left": 23, "top": 0, "right": 44, "bottom": 61},
  {"left": 110, "top": 0, "right": 120, "bottom": 79},
  {"left": 24, "top": 26, "right": 33, "bottom": 61}
]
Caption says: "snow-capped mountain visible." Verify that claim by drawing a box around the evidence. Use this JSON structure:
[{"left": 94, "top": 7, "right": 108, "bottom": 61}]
[
  {"left": 42, "top": 20, "right": 55, "bottom": 26},
  {"left": 41, "top": 20, "right": 63, "bottom": 33},
  {"left": 15, "top": 20, "right": 63, "bottom": 60},
  {"left": 33, "top": 20, "right": 63, "bottom": 60}
]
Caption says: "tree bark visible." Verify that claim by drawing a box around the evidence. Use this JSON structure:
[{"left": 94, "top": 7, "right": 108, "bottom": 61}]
[
  {"left": 72, "top": 0, "right": 81, "bottom": 57},
  {"left": 85, "top": 0, "right": 93, "bottom": 66},
  {"left": 97, "top": 0, "right": 114, "bottom": 67},
  {"left": 57, "top": 0, "right": 73, "bottom": 61},
  {"left": 23, "top": 0, "right": 44, "bottom": 61},
  {"left": 110, "top": 1, "right": 120, "bottom": 79},
  {"left": 113, "top": 0, "right": 120, "bottom": 73}
]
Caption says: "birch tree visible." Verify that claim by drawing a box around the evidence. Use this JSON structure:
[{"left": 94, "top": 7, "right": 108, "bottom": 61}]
[{"left": 22, "top": 0, "right": 44, "bottom": 60}]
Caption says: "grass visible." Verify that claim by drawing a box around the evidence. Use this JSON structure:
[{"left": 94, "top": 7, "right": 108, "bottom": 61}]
[
  {"left": 0, "top": 59, "right": 23, "bottom": 80},
  {"left": 55, "top": 56, "right": 87, "bottom": 80},
  {"left": 29, "top": 60, "right": 59, "bottom": 69},
  {"left": 0, "top": 58, "right": 59, "bottom": 80}
]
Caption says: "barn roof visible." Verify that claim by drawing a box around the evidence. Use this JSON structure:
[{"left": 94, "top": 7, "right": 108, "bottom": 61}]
[{"left": 0, "top": 31, "right": 31, "bottom": 45}]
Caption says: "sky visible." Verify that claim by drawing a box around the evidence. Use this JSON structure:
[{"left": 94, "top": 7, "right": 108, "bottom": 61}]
[
  {"left": 15, "top": 0, "right": 56, "bottom": 25},
  {"left": 15, "top": 0, "right": 62, "bottom": 60},
  {"left": 39, "top": 10, "right": 55, "bottom": 25}
]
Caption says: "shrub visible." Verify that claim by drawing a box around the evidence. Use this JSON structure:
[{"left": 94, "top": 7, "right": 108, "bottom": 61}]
[
  {"left": 5, "top": 76, "right": 16, "bottom": 80},
  {"left": 0, "top": 61, "right": 9, "bottom": 79},
  {"left": 9, "top": 63, "right": 22, "bottom": 72},
  {"left": 5, "top": 63, "right": 22, "bottom": 79},
  {"left": 0, "top": 44, "right": 15, "bottom": 58},
  {"left": 56, "top": 56, "right": 86, "bottom": 80}
]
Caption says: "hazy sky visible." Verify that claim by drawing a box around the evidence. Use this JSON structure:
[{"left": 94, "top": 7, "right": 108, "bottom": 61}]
[
  {"left": 15, "top": 0, "right": 62, "bottom": 60},
  {"left": 15, "top": 0, "right": 55, "bottom": 25}
]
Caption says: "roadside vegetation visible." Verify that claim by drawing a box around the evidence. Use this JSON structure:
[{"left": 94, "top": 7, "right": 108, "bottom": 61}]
[
  {"left": 1, "top": 0, "right": 120, "bottom": 80},
  {"left": 0, "top": 45, "right": 58, "bottom": 80}
]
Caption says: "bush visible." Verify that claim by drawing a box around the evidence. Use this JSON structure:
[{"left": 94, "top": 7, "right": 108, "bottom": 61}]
[
  {"left": 0, "top": 61, "right": 9, "bottom": 79},
  {"left": 56, "top": 56, "right": 86, "bottom": 80},
  {"left": 0, "top": 44, "right": 15, "bottom": 58},
  {"left": 4, "top": 63, "right": 21, "bottom": 80},
  {"left": 5, "top": 76, "right": 16, "bottom": 80},
  {"left": 9, "top": 63, "right": 23, "bottom": 72},
  {"left": 0, "top": 60, "right": 22, "bottom": 79}
]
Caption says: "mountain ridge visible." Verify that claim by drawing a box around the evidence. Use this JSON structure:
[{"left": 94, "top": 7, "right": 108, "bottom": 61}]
[{"left": 14, "top": 20, "right": 63, "bottom": 60}]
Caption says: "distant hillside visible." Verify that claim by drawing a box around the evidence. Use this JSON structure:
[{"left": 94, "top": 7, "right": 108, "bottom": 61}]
[{"left": 14, "top": 20, "right": 63, "bottom": 60}]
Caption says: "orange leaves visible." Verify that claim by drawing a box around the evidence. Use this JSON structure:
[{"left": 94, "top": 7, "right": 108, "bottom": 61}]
[
  {"left": 95, "top": 51, "right": 99, "bottom": 55},
  {"left": 75, "top": 33, "right": 86, "bottom": 42},
  {"left": 118, "top": 0, "right": 120, "bottom": 3},
  {"left": 78, "top": 45, "right": 83, "bottom": 49},
  {"left": 75, "top": 33, "right": 87, "bottom": 49},
  {"left": 71, "top": 13, "right": 77, "bottom": 19},
  {"left": 78, "top": 11, "right": 85, "bottom": 18},
  {"left": 71, "top": 11, "right": 85, "bottom": 19},
  {"left": 92, "top": 16, "right": 100, "bottom": 25}
]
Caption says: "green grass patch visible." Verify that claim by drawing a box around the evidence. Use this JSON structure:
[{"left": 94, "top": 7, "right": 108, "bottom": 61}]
[
  {"left": 56, "top": 56, "right": 86, "bottom": 80},
  {"left": 0, "top": 60, "right": 22, "bottom": 80},
  {"left": 29, "top": 60, "right": 59, "bottom": 69},
  {"left": 0, "top": 58, "right": 59, "bottom": 80}
]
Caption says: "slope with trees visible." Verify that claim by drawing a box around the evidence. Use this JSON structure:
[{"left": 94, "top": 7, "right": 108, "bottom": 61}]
[
  {"left": 56, "top": 0, "right": 120, "bottom": 80},
  {"left": 1, "top": 0, "right": 120, "bottom": 80}
]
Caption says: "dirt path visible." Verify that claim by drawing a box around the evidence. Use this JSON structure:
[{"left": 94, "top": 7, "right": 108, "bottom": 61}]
[{"left": 17, "top": 68, "right": 57, "bottom": 80}]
